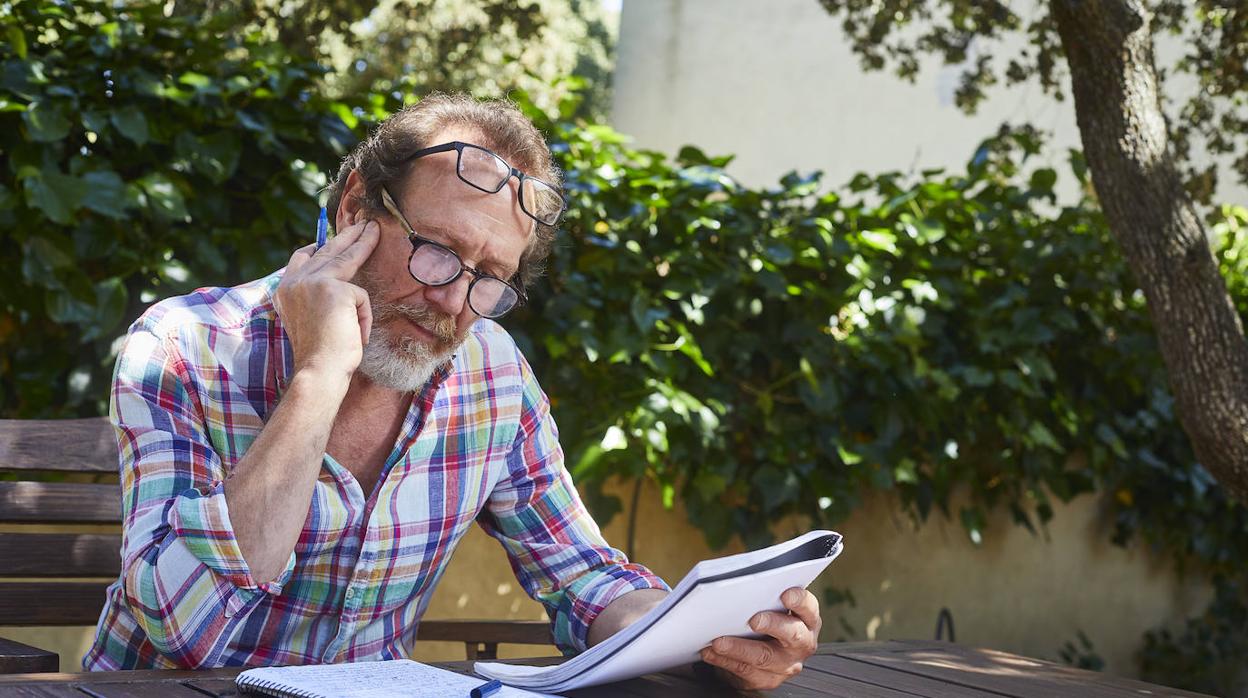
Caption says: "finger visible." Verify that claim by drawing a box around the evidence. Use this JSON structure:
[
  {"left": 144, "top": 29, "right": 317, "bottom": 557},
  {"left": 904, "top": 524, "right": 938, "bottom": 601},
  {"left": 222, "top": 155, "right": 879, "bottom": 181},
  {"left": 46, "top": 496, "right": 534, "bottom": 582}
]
[
  {"left": 711, "top": 636, "right": 778, "bottom": 669},
  {"left": 286, "top": 243, "right": 317, "bottom": 274},
  {"left": 317, "top": 220, "right": 380, "bottom": 280},
  {"left": 303, "top": 218, "right": 369, "bottom": 272},
  {"left": 781, "top": 587, "right": 822, "bottom": 633},
  {"left": 749, "top": 611, "right": 816, "bottom": 651},
  {"left": 699, "top": 649, "right": 788, "bottom": 691},
  {"left": 351, "top": 284, "right": 372, "bottom": 346}
]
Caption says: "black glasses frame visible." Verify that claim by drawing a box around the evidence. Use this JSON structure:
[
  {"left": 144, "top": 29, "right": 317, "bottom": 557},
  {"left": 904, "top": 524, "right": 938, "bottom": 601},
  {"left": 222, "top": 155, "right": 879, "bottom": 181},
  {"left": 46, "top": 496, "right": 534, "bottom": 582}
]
[
  {"left": 380, "top": 187, "right": 526, "bottom": 319},
  {"left": 404, "top": 140, "right": 566, "bottom": 227}
]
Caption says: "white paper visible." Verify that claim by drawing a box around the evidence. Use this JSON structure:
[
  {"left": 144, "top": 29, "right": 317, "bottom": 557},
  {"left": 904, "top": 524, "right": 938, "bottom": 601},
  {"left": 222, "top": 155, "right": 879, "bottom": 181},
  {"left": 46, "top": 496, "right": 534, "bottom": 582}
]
[
  {"left": 475, "top": 529, "right": 842, "bottom": 692},
  {"left": 236, "top": 659, "right": 556, "bottom": 697}
]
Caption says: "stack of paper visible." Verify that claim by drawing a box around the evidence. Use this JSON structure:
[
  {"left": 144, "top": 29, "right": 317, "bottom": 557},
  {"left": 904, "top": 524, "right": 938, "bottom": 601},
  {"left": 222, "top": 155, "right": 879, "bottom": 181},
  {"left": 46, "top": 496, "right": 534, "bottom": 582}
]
[{"left": 474, "top": 529, "right": 843, "bottom": 693}]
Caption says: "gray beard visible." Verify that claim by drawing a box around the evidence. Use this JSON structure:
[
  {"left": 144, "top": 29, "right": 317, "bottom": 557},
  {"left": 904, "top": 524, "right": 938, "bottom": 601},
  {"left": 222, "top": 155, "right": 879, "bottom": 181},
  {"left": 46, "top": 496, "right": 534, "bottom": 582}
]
[
  {"left": 353, "top": 272, "right": 465, "bottom": 392},
  {"left": 357, "top": 324, "right": 448, "bottom": 392}
]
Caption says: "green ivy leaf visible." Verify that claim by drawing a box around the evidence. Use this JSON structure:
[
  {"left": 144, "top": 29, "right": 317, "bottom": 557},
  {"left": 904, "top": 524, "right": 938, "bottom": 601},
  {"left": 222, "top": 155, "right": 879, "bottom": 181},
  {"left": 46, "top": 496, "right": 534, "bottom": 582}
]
[
  {"left": 83, "top": 278, "right": 128, "bottom": 341},
  {"left": 894, "top": 458, "right": 919, "bottom": 484},
  {"left": 177, "top": 131, "right": 241, "bottom": 183},
  {"left": 138, "top": 173, "right": 188, "bottom": 221},
  {"left": 111, "top": 106, "right": 150, "bottom": 145},
  {"left": 23, "top": 169, "right": 88, "bottom": 224},
  {"left": 860, "top": 228, "right": 900, "bottom": 255},
  {"left": 22, "top": 101, "right": 72, "bottom": 142},
  {"left": 1029, "top": 168, "right": 1058, "bottom": 193},
  {"left": 6, "top": 25, "right": 28, "bottom": 59},
  {"left": 24, "top": 236, "right": 74, "bottom": 278},
  {"left": 80, "top": 171, "right": 128, "bottom": 219},
  {"left": 1027, "top": 422, "right": 1063, "bottom": 452}
]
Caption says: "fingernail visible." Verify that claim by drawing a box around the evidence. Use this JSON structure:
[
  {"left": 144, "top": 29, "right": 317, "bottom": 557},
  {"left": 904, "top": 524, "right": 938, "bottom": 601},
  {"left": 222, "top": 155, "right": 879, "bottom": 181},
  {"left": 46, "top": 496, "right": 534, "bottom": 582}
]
[
  {"left": 749, "top": 615, "right": 762, "bottom": 630},
  {"left": 365, "top": 220, "right": 378, "bottom": 232}
]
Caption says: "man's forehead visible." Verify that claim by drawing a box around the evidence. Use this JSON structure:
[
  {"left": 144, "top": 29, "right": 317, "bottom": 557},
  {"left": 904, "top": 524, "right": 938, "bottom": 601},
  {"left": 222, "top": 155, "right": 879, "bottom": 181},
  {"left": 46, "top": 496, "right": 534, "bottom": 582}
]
[{"left": 391, "top": 133, "right": 532, "bottom": 273}]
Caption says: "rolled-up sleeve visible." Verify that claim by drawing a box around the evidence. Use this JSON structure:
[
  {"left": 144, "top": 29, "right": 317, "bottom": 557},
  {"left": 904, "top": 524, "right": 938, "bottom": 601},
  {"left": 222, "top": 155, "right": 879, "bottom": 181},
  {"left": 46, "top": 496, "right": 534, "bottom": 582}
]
[
  {"left": 477, "top": 352, "right": 668, "bottom": 655},
  {"left": 111, "top": 323, "right": 294, "bottom": 667}
]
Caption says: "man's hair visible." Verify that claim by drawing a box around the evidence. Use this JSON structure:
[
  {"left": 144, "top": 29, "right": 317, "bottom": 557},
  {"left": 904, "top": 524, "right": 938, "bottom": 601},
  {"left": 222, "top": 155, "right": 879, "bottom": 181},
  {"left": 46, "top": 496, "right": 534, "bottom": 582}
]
[{"left": 325, "top": 93, "right": 561, "bottom": 289}]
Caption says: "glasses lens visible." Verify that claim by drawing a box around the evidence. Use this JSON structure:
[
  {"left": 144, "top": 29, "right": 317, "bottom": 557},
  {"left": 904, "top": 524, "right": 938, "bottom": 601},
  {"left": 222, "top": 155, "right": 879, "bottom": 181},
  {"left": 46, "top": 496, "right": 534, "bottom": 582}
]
[
  {"left": 459, "top": 146, "right": 510, "bottom": 193},
  {"left": 470, "top": 277, "right": 520, "bottom": 318},
  {"left": 409, "top": 242, "right": 462, "bottom": 285},
  {"left": 521, "top": 177, "right": 565, "bottom": 226}
]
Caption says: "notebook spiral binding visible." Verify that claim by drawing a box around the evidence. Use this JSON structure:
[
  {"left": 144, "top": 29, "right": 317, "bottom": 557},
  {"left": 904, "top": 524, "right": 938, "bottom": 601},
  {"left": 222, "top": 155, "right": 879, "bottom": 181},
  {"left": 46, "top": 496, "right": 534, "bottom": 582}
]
[{"left": 237, "top": 675, "right": 322, "bottom": 698}]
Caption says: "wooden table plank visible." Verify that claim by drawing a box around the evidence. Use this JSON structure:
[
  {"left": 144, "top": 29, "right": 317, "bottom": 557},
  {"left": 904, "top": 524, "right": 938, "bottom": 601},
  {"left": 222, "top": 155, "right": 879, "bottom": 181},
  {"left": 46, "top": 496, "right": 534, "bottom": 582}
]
[
  {"left": 781, "top": 669, "right": 922, "bottom": 698},
  {"left": 180, "top": 678, "right": 241, "bottom": 697},
  {"left": 0, "top": 670, "right": 240, "bottom": 685},
  {"left": 0, "top": 643, "right": 1217, "bottom": 697},
  {"left": 564, "top": 675, "right": 690, "bottom": 698},
  {"left": 834, "top": 644, "right": 1215, "bottom": 698},
  {"left": 74, "top": 680, "right": 212, "bottom": 697},
  {"left": 802, "top": 654, "right": 1006, "bottom": 698},
  {"left": 0, "top": 686, "right": 88, "bottom": 697},
  {"left": 442, "top": 658, "right": 721, "bottom": 697}
]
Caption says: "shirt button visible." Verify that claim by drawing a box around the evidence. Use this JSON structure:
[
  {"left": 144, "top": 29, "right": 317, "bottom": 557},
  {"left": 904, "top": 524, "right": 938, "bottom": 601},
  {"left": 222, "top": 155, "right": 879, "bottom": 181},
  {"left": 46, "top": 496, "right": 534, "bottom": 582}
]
[{"left": 345, "top": 588, "right": 355, "bottom": 600}]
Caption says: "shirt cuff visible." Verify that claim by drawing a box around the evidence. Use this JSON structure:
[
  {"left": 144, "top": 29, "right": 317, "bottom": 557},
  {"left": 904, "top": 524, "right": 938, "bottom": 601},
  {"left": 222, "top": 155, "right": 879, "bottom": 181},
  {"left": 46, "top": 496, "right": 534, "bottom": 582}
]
[
  {"left": 167, "top": 480, "right": 295, "bottom": 595},
  {"left": 557, "top": 563, "right": 670, "bottom": 654}
]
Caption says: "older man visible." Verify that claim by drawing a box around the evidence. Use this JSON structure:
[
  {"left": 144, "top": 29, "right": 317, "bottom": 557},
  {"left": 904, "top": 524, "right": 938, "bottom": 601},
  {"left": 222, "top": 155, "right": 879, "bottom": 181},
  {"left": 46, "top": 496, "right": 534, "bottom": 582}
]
[{"left": 85, "top": 94, "right": 820, "bottom": 690}]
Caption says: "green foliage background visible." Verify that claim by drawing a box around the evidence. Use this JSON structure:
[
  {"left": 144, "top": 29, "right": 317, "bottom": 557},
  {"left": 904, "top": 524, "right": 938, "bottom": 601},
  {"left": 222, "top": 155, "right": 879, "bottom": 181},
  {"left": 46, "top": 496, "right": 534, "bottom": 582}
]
[{"left": 2, "top": 0, "right": 1245, "bottom": 692}]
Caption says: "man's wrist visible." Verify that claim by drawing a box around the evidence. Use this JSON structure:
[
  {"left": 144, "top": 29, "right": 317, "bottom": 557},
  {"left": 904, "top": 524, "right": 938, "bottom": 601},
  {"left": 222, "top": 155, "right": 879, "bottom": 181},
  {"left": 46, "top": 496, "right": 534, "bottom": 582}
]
[
  {"left": 287, "top": 366, "right": 352, "bottom": 404},
  {"left": 587, "top": 588, "right": 669, "bottom": 647}
]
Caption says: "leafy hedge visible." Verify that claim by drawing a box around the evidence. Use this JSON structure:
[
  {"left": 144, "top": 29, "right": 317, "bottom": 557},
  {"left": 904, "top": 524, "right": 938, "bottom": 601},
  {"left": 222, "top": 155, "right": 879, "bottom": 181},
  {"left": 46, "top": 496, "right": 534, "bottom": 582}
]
[
  {"left": 0, "top": 0, "right": 375, "bottom": 415},
  {"left": 3, "top": 0, "right": 1245, "bottom": 691},
  {"left": 517, "top": 117, "right": 1246, "bottom": 558}
]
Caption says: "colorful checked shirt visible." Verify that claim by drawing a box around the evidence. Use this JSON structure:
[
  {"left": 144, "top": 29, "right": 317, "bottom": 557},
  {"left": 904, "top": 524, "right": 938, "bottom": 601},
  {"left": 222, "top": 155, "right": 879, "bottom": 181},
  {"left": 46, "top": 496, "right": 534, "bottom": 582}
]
[{"left": 83, "top": 271, "right": 667, "bottom": 670}]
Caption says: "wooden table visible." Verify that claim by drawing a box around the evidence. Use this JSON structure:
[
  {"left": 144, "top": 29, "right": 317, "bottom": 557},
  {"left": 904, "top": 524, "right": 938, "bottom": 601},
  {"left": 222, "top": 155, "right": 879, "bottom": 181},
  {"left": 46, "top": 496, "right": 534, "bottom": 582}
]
[{"left": 0, "top": 641, "right": 1213, "bottom": 697}]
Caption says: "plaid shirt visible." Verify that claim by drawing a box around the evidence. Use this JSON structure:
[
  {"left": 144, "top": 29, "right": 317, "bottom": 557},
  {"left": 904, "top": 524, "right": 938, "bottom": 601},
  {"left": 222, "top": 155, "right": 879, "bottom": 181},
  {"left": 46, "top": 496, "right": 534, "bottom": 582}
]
[{"left": 84, "top": 271, "right": 666, "bottom": 670}]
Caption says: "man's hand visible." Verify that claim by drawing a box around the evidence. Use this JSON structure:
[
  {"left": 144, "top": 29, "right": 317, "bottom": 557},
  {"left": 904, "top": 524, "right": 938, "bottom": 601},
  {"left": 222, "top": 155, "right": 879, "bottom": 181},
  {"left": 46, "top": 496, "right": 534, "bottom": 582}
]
[
  {"left": 275, "top": 218, "right": 380, "bottom": 383},
  {"left": 698, "top": 587, "right": 821, "bottom": 691}
]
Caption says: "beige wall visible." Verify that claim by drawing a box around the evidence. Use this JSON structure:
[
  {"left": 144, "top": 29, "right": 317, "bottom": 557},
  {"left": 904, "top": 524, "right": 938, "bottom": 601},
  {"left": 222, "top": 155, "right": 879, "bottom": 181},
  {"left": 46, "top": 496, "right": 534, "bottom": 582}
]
[
  {"left": 612, "top": 0, "right": 1247, "bottom": 205},
  {"left": 3, "top": 477, "right": 1208, "bottom": 677}
]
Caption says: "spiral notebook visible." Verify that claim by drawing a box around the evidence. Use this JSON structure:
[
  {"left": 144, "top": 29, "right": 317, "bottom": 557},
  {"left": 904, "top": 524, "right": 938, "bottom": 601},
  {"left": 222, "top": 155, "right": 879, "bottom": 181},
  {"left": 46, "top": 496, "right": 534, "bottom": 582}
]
[{"left": 235, "top": 659, "right": 552, "bottom": 697}]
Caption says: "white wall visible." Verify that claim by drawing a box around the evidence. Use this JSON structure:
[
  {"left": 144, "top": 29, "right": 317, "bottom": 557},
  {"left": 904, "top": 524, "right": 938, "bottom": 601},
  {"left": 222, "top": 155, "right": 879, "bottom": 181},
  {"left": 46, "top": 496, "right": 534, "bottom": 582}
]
[{"left": 612, "top": 0, "right": 1247, "bottom": 206}]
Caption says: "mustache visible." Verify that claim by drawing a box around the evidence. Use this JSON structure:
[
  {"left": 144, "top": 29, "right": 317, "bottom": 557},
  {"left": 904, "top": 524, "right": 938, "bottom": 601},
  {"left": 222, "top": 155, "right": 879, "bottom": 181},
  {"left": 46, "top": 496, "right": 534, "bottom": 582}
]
[{"left": 373, "top": 300, "right": 458, "bottom": 347}]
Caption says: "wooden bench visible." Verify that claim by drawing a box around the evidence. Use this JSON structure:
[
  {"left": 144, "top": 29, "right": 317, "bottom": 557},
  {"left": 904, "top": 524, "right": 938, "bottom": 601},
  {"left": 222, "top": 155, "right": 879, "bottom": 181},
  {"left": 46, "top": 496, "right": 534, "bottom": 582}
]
[{"left": 0, "top": 418, "right": 553, "bottom": 673}]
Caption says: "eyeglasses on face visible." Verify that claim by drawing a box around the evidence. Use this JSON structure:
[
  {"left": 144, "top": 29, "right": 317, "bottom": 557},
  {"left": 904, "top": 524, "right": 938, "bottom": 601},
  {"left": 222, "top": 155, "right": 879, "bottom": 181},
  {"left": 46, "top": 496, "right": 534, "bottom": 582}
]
[{"left": 379, "top": 187, "right": 525, "bottom": 319}]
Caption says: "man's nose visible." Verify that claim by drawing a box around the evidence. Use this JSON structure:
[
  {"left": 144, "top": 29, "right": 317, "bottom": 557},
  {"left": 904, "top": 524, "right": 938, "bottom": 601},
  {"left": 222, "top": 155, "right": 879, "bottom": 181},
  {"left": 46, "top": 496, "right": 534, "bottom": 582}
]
[{"left": 422, "top": 273, "right": 472, "bottom": 318}]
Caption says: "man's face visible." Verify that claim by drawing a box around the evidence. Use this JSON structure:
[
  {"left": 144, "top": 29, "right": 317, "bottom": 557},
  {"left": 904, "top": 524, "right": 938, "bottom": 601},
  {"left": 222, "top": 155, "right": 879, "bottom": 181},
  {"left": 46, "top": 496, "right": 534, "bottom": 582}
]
[{"left": 349, "top": 127, "right": 534, "bottom": 390}]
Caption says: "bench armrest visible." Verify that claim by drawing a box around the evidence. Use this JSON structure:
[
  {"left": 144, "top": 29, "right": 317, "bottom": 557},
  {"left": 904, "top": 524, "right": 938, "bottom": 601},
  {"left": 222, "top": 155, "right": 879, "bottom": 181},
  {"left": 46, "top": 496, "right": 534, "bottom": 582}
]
[{"left": 0, "top": 636, "right": 59, "bottom": 674}]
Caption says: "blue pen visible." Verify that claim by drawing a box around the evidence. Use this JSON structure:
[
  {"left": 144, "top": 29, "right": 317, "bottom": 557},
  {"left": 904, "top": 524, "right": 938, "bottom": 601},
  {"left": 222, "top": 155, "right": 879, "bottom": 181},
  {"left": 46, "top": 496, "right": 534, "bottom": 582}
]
[
  {"left": 469, "top": 678, "right": 502, "bottom": 698},
  {"left": 315, "top": 206, "right": 329, "bottom": 249}
]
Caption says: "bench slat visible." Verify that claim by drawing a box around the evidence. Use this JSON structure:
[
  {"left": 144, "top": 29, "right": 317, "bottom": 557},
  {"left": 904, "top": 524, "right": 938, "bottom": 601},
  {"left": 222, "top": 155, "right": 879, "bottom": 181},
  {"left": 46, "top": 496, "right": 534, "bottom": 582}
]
[
  {"left": 418, "top": 619, "right": 552, "bottom": 646},
  {"left": 0, "top": 534, "right": 121, "bottom": 577},
  {"left": 0, "top": 583, "right": 111, "bottom": 626},
  {"left": 0, "top": 482, "right": 122, "bottom": 523},
  {"left": 0, "top": 419, "right": 117, "bottom": 473}
]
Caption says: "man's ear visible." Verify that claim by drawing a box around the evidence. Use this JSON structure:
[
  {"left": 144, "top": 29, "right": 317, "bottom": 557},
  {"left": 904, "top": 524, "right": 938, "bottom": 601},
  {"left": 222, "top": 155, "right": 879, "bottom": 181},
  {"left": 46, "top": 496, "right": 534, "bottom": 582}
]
[{"left": 337, "top": 169, "right": 366, "bottom": 231}]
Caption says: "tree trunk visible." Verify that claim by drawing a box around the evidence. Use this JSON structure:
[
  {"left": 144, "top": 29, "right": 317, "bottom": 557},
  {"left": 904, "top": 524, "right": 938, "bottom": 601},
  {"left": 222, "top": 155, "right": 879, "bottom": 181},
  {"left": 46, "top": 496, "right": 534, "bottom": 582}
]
[{"left": 1050, "top": 0, "right": 1248, "bottom": 502}]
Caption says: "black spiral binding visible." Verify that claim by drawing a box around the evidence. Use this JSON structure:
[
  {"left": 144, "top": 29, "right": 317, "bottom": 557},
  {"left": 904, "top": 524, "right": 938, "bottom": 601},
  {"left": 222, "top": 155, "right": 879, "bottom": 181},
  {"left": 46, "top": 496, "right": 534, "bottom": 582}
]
[{"left": 237, "top": 674, "right": 324, "bottom": 697}]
